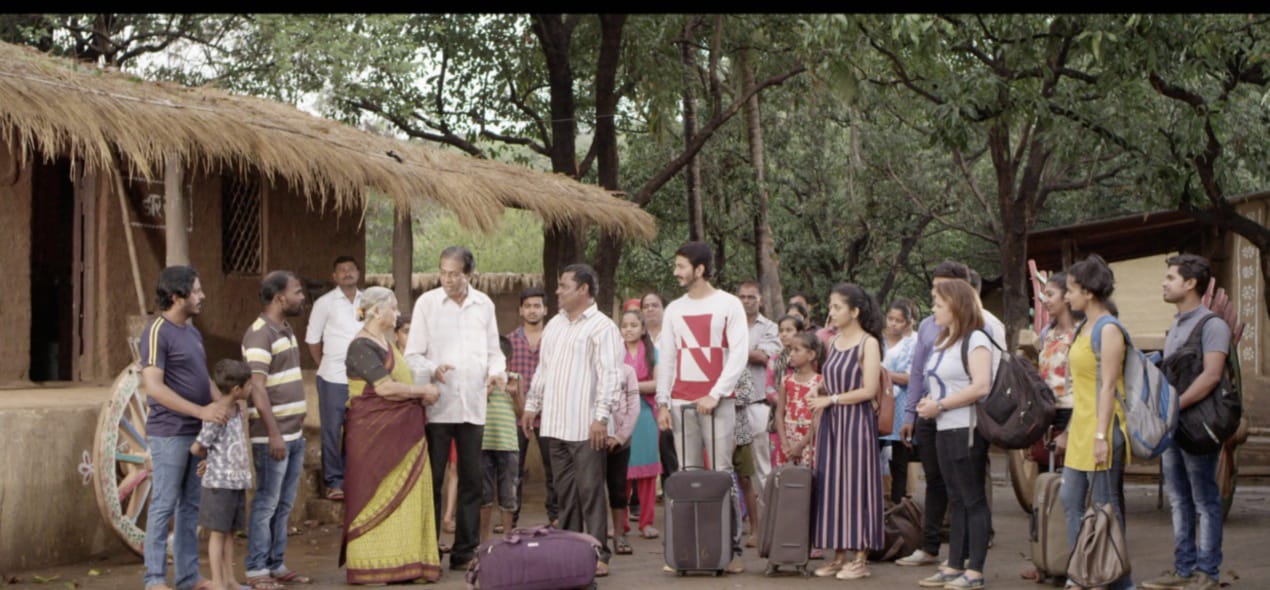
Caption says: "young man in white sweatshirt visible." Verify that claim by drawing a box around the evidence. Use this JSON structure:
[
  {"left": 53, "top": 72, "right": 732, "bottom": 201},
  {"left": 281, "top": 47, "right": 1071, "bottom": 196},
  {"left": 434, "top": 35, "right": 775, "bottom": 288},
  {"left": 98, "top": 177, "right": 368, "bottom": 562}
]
[{"left": 655, "top": 241, "right": 750, "bottom": 573}]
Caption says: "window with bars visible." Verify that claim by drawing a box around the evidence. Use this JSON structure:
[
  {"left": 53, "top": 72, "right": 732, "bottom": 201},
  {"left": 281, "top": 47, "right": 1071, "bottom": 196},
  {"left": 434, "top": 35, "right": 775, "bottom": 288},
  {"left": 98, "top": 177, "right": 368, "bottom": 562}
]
[{"left": 222, "top": 175, "right": 262, "bottom": 275}]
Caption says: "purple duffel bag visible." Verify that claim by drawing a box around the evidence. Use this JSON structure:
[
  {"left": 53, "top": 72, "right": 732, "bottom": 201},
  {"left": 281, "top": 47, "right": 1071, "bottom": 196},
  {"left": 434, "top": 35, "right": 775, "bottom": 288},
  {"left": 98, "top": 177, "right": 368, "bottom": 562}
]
[{"left": 465, "top": 525, "right": 600, "bottom": 590}]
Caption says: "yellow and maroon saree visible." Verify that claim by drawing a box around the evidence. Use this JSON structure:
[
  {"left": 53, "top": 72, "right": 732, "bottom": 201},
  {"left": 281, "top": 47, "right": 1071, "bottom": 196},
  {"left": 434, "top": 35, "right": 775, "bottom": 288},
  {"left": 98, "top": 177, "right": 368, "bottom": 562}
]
[{"left": 341, "top": 337, "right": 441, "bottom": 584}]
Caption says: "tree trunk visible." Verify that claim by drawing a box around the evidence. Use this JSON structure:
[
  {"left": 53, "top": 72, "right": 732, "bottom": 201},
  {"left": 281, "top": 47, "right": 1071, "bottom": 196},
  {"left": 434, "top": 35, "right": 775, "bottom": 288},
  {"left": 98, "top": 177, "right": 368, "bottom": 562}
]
[
  {"left": 592, "top": 14, "right": 626, "bottom": 314},
  {"left": 680, "top": 19, "right": 704, "bottom": 241},
  {"left": 989, "top": 116, "right": 1050, "bottom": 351},
  {"left": 392, "top": 205, "right": 413, "bottom": 312},
  {"left": 532, "top": 14, "right": 583, "bottom": 311},
  {"left": 876, "top": 214, "right": 933, "bottom": 306},
  {"left": 740, "top": 49, "right": 783, "bottom": 317}
]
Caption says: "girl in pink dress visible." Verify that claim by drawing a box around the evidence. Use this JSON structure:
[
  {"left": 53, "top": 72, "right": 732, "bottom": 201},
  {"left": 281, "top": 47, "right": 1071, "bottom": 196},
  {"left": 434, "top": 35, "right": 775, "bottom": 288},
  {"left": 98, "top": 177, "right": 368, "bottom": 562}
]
[{"left": 774, "top": 331, "right": 823, "bottom": 467}]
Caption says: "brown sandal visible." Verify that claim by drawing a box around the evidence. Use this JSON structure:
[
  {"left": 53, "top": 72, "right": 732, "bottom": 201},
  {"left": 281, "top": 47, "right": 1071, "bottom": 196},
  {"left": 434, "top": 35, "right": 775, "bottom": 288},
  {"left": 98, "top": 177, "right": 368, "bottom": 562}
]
[
  {"left": 271, "top": 570, "right": 313, "bottom": 584},
  {"left": 246, "top": 577, "right": 283, "bottom": 590}
]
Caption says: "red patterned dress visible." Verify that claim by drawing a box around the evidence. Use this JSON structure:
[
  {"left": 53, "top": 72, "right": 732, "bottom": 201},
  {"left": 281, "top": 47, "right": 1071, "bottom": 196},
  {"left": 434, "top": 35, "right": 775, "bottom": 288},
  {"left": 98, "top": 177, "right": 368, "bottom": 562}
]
[{"left": 776, "top": 373, "right": 820, "bottom": 467}]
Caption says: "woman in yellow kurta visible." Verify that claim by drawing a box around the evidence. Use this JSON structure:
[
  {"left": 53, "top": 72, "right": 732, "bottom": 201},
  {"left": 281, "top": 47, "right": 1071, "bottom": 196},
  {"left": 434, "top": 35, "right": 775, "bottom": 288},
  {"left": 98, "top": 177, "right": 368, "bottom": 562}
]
[
  {"left": 1059, "top": 255, "right": 1133, "bottom": 590},
  {"left": 341, "top": 287, "right": 442, "bottom": 584}
]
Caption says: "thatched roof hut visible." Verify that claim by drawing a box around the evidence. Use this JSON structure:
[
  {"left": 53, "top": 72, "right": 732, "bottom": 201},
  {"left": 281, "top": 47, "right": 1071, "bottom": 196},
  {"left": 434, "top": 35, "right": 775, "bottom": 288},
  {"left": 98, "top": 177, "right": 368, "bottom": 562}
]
[{"left": 0, "top": 41, "right": 655, "bottom": 239}]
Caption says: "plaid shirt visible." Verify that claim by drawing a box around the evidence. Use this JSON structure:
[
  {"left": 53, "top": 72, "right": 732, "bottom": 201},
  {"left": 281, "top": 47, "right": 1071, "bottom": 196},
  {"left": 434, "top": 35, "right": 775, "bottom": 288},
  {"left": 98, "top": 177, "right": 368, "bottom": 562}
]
[
  {"left": 507, "top": 326, "right": 541, "bottom": 427},
  {"left": 506, "top": 327, "right": 541, "bottom": 393}
]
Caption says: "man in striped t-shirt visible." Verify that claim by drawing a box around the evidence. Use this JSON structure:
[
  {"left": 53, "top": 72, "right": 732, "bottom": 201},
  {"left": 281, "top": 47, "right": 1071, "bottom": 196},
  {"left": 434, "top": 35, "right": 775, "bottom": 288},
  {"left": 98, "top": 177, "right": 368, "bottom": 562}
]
[
  {"left": 521, "top": 264, "right": 625, "bottom": 578},
  {"left": 242, "top": 271, "right": 312, "bottom": 586}
]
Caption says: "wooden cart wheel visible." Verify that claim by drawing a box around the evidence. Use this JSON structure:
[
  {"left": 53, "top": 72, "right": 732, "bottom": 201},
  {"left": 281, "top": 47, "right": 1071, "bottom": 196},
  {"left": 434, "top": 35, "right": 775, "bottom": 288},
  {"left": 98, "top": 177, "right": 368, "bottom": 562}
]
[
  {"left": 1007, "top": 448, "right": 1039, "bottom": 514},
  {"left": 92, "top": 365, "right": 151, "bottom": 556},
  {"left": 1218, "top": 416, "right": 1249, "bottom": 520}
]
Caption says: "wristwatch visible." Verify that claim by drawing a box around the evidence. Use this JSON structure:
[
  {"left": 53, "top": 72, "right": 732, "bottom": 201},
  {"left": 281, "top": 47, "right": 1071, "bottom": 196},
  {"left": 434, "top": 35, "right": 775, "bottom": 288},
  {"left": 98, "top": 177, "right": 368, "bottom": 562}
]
[
  {"left": 935, "top": 400, "right": 946, "bottom": 413},
  {"left": 1094, "top": 432, "right": 1106, "bottom": 441}
]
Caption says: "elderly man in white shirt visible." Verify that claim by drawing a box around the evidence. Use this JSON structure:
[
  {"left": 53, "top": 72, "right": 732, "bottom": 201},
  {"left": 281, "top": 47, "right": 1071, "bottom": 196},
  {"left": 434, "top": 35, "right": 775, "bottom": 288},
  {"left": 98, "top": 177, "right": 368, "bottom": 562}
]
[
  {"left": 737, "top": 280, "right": 782, "bottom": 527},
  {"left": 404, "top": 246, "right": 507, "bottom": 571},
  {"left": 304, "top": 255, "right": 363, "bottom": 501},
  {"left": 520, "top": 263, "right": 624, "bottom": 578}
]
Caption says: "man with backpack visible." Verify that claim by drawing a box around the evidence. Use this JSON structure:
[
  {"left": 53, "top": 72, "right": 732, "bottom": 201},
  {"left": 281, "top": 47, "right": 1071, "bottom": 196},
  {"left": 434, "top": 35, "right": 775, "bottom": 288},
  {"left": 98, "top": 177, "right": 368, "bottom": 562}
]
[{"left": 1143, "top": 254, "right": 1232, "bottom": 590}]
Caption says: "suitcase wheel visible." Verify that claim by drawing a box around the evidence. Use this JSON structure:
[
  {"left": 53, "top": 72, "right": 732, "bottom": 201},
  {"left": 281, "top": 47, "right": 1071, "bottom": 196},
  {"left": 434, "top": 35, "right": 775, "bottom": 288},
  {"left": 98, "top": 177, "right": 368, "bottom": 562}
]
[
  {"left": 675, "top": 570, "right": 685, "bottom": 577},
  {"left": 764, "top": 564, "right": 777, "bottom": 576},
  {"left": 714, "top": 570, "right": 723, "bottom": 577},
  {"left": 799, "top": 565, "right": 810, "bottom": 577}
]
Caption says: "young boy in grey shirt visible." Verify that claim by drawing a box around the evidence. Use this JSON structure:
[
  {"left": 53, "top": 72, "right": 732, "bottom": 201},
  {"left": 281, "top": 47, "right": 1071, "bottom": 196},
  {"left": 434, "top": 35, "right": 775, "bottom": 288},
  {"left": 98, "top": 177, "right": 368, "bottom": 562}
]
[{"left": 191, "top": 360, "right": 254, "bottom": 590}]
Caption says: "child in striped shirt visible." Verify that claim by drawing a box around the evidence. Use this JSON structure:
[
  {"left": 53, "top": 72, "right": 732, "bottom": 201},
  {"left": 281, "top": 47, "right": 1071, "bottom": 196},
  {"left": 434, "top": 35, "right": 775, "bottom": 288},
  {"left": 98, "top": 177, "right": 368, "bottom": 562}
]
[{"left": 479, "top": 337, "right": 524, "bottom": 541}]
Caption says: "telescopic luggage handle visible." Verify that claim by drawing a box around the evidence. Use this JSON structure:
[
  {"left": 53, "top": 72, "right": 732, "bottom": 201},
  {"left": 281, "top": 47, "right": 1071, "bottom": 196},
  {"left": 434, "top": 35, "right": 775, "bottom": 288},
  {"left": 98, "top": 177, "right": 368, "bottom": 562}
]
[{"left": 679, "top": 402, "right": 719, "bottom": 471}]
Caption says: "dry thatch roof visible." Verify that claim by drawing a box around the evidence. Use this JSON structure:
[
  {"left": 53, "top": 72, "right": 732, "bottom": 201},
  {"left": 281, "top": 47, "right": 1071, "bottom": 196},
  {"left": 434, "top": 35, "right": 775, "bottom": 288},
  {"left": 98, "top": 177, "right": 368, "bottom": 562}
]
[
  {"left": 0, "top": 41, "right": 655, "bottom": 239},
  {"left": 365, "top": 272, "right": 542, "bottom": 295}
]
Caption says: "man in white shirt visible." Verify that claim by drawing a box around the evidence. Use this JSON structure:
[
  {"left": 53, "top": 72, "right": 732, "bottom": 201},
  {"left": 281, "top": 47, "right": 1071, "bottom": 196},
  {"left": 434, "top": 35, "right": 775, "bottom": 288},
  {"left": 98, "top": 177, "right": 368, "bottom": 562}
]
[
  {"left": 655, "top": 241, "right": 749, "bottom": 574},
  {"left": 404, "top": 246, "right": 507, "bottom": 571},
  {"left": 520, "top": 264, "right": 624, "bottom": 578},
  {"left": 737, "top": 280, "right": 781, "bottom": 525},
  {"left": 304, "top": 255, "right": 363, "bottom": 501}
]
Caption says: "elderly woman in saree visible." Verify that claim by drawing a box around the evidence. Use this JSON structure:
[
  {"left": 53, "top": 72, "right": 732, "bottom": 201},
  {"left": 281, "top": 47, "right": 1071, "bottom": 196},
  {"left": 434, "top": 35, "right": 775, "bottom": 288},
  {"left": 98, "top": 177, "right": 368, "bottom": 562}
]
[{"left": 340, "top": 286, "right": 442, "bottom": 584}]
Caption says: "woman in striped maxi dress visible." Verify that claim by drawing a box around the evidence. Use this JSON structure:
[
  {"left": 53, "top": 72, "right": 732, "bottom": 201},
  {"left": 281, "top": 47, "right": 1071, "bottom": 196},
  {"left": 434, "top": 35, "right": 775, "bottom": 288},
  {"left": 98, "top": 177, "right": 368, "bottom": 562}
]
[{"left": 808, "top": 283, "right": 885, "bottom": 580}]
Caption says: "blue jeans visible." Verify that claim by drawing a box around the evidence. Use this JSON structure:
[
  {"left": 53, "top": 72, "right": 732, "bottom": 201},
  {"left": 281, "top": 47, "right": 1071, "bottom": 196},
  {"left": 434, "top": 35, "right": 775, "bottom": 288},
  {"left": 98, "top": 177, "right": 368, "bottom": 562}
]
[
  {"left": 143, "top": 435, "right": 202, "bottom": 590},
  {"left": 316, "top": 376, "right": 348, "bottom": 490},
  {"left": 1162, "top": 444, "right": 1223, "bottom": 578},
  {"left": 246, "top": 438, "right": 305, "bottom": 576},
  {"left": 1060, "top": 424, "right": 1133, "bottom": 590}
]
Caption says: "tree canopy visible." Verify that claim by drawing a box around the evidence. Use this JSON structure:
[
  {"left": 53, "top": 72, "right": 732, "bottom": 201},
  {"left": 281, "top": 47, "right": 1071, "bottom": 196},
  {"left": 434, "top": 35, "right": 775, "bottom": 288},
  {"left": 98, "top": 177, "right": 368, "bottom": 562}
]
[{"left": 6, "top": 13, "right": 1266, "bottom": 325}]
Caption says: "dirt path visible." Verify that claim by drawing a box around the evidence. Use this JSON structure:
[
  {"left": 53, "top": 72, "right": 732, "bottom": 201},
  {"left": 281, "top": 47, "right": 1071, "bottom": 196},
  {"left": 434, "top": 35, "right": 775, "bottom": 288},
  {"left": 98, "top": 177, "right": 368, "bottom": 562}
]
[{"left": 6, "top": 465, "right": 1269, "bottom": 589}]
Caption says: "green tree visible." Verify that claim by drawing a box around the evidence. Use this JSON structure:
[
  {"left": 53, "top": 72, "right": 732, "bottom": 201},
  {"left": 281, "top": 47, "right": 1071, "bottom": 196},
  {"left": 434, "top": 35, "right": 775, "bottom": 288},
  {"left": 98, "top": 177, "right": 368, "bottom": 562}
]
[{"left": 843, "top": 14, "right": 1139, "bottom": 344}]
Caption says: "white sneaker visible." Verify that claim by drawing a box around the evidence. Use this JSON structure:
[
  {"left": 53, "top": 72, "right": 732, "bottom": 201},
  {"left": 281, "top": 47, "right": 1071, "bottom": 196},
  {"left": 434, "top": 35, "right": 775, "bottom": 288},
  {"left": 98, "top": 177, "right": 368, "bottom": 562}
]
[{"left": 896, "top": 549, "right": 939, "bottom": 567}]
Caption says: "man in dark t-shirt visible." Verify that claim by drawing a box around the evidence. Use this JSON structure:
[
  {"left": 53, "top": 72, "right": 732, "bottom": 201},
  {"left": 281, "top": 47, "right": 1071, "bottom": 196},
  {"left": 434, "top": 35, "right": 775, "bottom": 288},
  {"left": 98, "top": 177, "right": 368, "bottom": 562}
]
[{"left": 138, "top": 266, "right": 229, "bottom": 590}]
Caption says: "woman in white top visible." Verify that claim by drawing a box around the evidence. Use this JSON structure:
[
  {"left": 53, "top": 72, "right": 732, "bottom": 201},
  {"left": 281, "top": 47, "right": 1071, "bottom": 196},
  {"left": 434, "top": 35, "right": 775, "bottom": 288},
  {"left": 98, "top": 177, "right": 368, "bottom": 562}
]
[
  {"left": 915, "top": 280, "right": 994, "bottom": 590},
  {"left": 880, "top": 298, "right": 918, "bottom": 503}
]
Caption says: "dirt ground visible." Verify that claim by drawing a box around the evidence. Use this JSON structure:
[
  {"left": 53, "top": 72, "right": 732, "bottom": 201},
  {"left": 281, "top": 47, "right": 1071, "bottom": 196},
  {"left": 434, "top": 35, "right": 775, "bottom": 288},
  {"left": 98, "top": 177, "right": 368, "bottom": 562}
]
[{"left": 6, "top": 458, "right": 1268, "bottom": 590}]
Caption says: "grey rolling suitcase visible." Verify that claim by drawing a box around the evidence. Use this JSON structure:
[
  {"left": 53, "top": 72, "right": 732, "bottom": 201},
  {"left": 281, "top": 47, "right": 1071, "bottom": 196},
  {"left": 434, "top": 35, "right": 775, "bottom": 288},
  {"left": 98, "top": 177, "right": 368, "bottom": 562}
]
[
  {"left": 758, "top": 463, "right": 813, "bottom": 576},
  {"left": 1030, "top": 448, "right": 1068, "bottom": 585},
  {"left": 663, "top": 405, "right": 736, "bottom": 576}
]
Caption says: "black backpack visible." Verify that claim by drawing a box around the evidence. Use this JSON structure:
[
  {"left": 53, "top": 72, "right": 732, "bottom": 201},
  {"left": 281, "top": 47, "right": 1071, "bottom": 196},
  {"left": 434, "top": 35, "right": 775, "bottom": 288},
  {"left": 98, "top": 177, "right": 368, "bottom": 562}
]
[
  {"left": 961, "top": 330, "right": 1057, "bottom": 449},
  {"left": 1159, "top": 313, "right": 1242, "bottom": 454}
]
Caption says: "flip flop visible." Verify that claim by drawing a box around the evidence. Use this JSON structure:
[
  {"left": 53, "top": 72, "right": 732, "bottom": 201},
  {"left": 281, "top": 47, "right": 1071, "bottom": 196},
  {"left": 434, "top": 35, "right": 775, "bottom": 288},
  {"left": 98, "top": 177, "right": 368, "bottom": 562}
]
[
  {"left": 245, "top": 577, "right": 282, "bottom": 590},
  {"left": 614, "top": 535, "right": 633, "bottom": 555},
  {"left": 439, "top": 541, "right": 452, "bottom": 553},
  {"left": 325, "top": 488, "right": 344, "bottom": 501},
  {"left": 640, "top": 526, "right": 659, "bottom": 539},
  {"left": 271, "top": 570, "right": 313, "bottom": 584}
]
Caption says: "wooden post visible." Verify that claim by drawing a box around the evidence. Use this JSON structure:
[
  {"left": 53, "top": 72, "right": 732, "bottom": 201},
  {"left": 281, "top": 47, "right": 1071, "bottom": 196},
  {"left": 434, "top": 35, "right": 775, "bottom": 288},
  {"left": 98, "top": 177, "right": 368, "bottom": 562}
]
[
  {"left": 392, "top": 203, "right": 414, "bottom": 311},
  {"left": 113, "top": 172, "right": 147, "bottom": 316},
  {"left": 164, "top": 156, "right": 189, "bottom": 266}
]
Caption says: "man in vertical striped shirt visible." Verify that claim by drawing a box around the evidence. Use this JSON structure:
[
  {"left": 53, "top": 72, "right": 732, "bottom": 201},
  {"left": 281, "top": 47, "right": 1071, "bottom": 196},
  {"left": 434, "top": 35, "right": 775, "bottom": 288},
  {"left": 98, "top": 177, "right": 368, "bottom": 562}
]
[
  {"left": 242, "top": 271, "right": 312, "bottom": 586},
  {"left": 521, "top": 264, "right": 624, "bottom": 578}
]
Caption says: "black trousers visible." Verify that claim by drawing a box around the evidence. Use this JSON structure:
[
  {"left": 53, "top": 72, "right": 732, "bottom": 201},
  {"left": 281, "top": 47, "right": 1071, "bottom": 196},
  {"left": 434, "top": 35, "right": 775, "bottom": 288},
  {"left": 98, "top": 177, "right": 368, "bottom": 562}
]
[
  {"left": 937, "top": 428, "right": 991, "bottom": 573},
  {"left": 659, "top": 428, "right": 678, "bottom": 488},
  {"left": 915, "top": 417, "right": 947, "bottom": 555},
  {"left": 605, "top": 444, "right": 631, "bottom": 510},
  {"left": 514, "top": 427, "right": 558, "bottom": 524},
  {"left": 882, "top": 439, "right": 912, "bottom": 503},
  {"left": 426, "top": 422, "right": 483, "bottom": 566},
  {"left": 549, "top": 439, "right": 612, "bottom": 563}
]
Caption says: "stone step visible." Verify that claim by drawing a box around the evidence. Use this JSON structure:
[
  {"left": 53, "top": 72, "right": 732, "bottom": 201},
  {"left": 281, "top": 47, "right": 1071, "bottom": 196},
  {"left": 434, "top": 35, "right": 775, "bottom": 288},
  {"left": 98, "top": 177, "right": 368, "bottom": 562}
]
[{"left": 306, "top": 497, "right": 345, "bottom": 526}]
